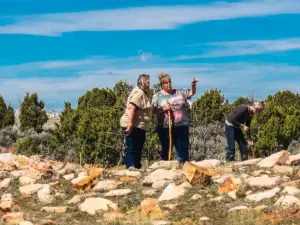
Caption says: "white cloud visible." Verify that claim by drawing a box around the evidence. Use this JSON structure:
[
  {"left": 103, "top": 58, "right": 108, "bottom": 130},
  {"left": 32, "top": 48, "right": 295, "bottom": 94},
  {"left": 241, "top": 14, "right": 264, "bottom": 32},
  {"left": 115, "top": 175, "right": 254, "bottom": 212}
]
[
  {"left": 179, "top": 38, "right": 300, "bottom": 59},
  {"left": 1, "top": 0, "right": 300, "bottom": 36},
  {"left": 1, "top": 59, "right": 300, "bottom": 109}
]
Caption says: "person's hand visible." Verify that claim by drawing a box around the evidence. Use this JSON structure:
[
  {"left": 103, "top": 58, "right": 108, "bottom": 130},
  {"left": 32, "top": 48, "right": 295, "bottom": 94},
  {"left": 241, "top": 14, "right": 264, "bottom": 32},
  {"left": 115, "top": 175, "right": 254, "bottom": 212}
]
[
  {"left": 241, "top": 124, "right": 249, "bottom": 132},
  {"left": 191, "top": 77, "right": 199, "bottom": 85},
  {"left": 124, "top": 124, "right": 133, "bottom": 136},
  {"left": 164, "top": 103, "right": 171, "bottom": 112},
  {"left": 248, "top": 140, "right": 254, "bottom": 147}
]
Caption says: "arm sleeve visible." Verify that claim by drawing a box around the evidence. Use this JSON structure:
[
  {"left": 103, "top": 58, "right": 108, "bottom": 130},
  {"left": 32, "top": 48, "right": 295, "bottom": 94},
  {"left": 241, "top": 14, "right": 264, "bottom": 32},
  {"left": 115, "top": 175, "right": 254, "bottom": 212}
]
[
  {"left": 129, "top": 91, "right": 143, "bottom": 109},
  {"left": 246, "top": 118, "right": 252, "bottom": 137},
  {"left": 176, "top": 89, "right": 191, "bottom": 100},
  {"left": 230, "top": 106, "right": 248, "bottom": 127}
]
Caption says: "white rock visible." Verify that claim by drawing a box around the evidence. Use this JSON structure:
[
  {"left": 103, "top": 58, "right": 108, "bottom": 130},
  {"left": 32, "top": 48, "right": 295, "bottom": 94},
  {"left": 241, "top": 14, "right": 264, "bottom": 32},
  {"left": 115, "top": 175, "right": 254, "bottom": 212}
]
[
  {"left": 149, "top": 221, "right": 171, "bottom": 225},
  {"left": 228, "top": 190, "right": 237, "bottom": 200},
  {"left": 199, "top": 217, "right": 210, "bottom": 221},
  {"left": 19, "top": 221, "right": 34, "bottom": 225},
  {"left": 78, "top": 197, "right": 118, "bottom": 215},
  {"left": 19, "top": 176, "right": 37, "bottom": 186},
  {"left": 10, "top": 170, "right": 27, "bottom": 178},
  {"left": 190, "top": 194, "right": 202, "bottom": 200},
  {"left": 19, "top": 184, "right": 44, "bottom": 198},
  {"left": 104, "top": 189, "right": 132, "bottom": 197},
  {"left": 282, "top": 186, "right": 300, "bottom": 195},
  {"left": 143, "top": 169, "right": 183, "bottom": 185},
  {"left": 71, "top": 172, "right": 88, "bottom": 184},
  {"left": 258, "top": 151, "right": 291, "bottom": 168},
  {"left": 38, "top": 184, "right": 54, "bottom": 204},
  {"left": 192, "top": 159, "right": 221, "bottom": 168},
  {"left": 246, "top": 187, "right": 280, "bottom": 202},
  {"left": 228, "top": 206, "right": 248, "bottom": 212},
  {"left": 211, "top": 196, "right": 223, "bottom": 202},
  {"left": 0, "top": 153, "right": 13, "bottom": 163},
  {"left": 0, "top": 178, "right": 11, "bottom": 189},
  {"left": 93, "top": 180, "right": 123, "bottom": 192},
  {"left": 179, "top": 182, "right": 192, "bottom": 189},
  {"left": 152, "top": 180, "right": 171, "bottom": 190},
  {"left": 149, "top": 161, "right": 179, "bottom": 170},
  {"left": 286, "top": 153, "right": 300, "bottom": 165},
  {"left": 63, "top": 173, "right": 75, "bottom": 181},
  {"left": 158, "top": 183, "right": 186, "bottom": 201},
  {"left": 245, "top": 175, "right": 281, "bottom": 188},
  {"left": 275, "top": 195, "right": 300, "bottom": 208},
  {"left": 125, "top": 170, "right": 142, "bottom": 178},
  {"left": 233, "top": 158, "right": 262, "bottom": 168},
  {"left": 142, "top": 189, "right": 157, "bottom": 196},
  {"left": 213, "top": 174, "right": 235, "bottom": 184},
  {"left": 1, "top": 193, "right": 12, "bottom": 202},
  {"left": 67, "top": 195, "right": 82, "bottom": 205},
  {"left": 246, "top": 190, "right": 253, "bottom": 196}
]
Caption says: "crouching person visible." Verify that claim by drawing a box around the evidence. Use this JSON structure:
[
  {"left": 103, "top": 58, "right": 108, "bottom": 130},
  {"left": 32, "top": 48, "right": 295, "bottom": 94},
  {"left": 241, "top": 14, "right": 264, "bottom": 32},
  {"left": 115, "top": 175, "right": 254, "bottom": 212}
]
[
  {"left": 120, "top": 74, "right": 152, "bottom": 169},
  {"left": 225, "top": 100, "right": 265, "bottom": 161}
]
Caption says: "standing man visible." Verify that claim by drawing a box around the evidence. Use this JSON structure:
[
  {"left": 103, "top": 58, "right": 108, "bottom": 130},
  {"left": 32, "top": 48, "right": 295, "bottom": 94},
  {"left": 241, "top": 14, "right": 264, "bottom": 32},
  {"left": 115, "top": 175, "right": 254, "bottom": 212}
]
[{"left": 225, "top": 101, "right": 265, "bottom": 161}]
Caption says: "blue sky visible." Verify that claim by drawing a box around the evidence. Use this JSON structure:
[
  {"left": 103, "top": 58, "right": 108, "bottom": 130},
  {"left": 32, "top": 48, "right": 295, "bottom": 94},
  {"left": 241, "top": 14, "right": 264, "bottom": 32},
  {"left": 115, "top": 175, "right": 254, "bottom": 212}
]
[{"left": 1, "top": 0, "right": 300, "bottom": 111}]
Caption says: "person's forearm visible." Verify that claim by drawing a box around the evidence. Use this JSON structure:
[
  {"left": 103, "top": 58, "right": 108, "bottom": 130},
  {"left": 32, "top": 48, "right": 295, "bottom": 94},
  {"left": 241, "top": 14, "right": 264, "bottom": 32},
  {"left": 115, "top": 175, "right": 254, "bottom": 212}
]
[
  {"left": 127, "top": 108, "right": 135, "bottom": 126},
  {"left": 189, "top": 84, "right": 197, "bottom": 97}
]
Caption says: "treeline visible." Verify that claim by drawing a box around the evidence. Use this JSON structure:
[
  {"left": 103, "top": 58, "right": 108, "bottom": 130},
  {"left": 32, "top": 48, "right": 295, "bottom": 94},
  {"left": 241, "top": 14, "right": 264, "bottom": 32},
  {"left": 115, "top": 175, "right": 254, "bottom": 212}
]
[{"left": 1, "top": 81, "right": 300, "bottom": 166}]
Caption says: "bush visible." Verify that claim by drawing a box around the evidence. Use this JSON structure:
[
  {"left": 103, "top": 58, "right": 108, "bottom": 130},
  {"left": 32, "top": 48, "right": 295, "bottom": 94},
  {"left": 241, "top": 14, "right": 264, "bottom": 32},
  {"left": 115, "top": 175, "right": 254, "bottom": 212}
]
[
  {"left": 0, "top": 126, "right": 17, "bottom": 148},
  {"left": 17, "top": 131, "right": 52, "bottom": 156},
  {"left": 287, "top": 139, "right": 300, "bottom": 155}
]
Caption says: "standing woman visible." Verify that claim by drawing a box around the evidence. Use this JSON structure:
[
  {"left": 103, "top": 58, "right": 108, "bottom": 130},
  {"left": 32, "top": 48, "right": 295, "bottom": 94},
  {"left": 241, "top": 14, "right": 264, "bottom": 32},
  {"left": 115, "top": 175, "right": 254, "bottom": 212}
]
[
  {"left": 152, "top": 72, "right": 199, "bottom": 164},
  {"left": 120, "top": 74, "right": 152, "bottom": 169}
]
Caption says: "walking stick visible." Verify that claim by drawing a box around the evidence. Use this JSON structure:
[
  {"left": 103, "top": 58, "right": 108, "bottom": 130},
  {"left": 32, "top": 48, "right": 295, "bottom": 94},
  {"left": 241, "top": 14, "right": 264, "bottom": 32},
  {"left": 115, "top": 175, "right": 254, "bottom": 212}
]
[{"left": 168, "top": 109, "right": 172, "bottom": 161}]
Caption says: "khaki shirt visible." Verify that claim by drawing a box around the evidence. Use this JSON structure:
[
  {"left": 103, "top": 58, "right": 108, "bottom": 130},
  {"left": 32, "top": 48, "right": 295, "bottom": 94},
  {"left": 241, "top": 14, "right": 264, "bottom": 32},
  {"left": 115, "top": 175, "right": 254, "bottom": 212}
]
[{"left": 120, "top": 87, "right": 153, "bottom": 131}]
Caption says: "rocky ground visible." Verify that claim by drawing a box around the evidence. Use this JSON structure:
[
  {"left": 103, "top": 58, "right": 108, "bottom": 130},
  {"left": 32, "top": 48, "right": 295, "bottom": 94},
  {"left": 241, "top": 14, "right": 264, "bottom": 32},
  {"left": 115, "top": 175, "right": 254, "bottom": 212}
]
[{"left": 0, "top": 151, "right": 299, "bottom": 225}]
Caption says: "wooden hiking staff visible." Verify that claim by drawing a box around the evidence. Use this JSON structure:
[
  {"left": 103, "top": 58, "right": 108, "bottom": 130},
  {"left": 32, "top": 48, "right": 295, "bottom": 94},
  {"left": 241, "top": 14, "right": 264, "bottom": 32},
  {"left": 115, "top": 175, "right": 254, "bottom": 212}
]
[{"left": 167, "top": 102, "right": 172, "bottom": 161}]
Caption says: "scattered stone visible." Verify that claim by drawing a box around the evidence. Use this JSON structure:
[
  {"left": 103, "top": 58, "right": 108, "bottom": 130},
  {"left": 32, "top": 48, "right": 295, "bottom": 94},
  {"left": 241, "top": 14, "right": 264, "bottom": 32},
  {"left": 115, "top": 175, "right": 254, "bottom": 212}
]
[
  {"left": 246, "top": 187, "right": 280, "bottom": 202},
  {"left": 246, "top": 190, "right": 253, "bottom": 196},
  {"left": 245, "top": 175, "right": 280, "bottom": 188},
  {"left": 103, "top": 212, "right": 125, "bottom": 222},
  {"left": 233, "top": 158, "right": 262, "bottom": 168},
  {"left": 190, "top": 194, "right": 202, "bottom": 200},
  {"left": 71, "top": 173, "right": 88, "bottom": 184},
  {"left": 0, "top": 153, "right": 13, "bottom": 163},
  {"left": 182, "top": 162, "right": 212, "bottom": 186},
  {"left": 251, "top": 170, "right": 266, "bottom": 177},
  {"left": 158, "top": 183, "right": 186, "bottom": 202},
  {"left": 63, "top": 173, "right": 75, "bottom": 181},
  {"left": 281, "top": 179, "right": 300, "bottom": 187},
  {"left": 19, "top": 221, "right": 34, "bottom": 225},
  {"left": 141, "top": 198, "right": 165, "bottom": 220},
  {"left": 149, "top": 161, "right": 179, "bottom": 170},
  {"left": 41, "top": 206, "right": 67, "bottom": 214},
  {"left": 78, "top": 197, "right": 118, "bottom": 215},
  {"left": 211, "top": 196, "right": 223, "bottom": 202},
  {"left": 56, "top": 168, "right": 68, "bottom": 176},
  {"left": 2, "top": 212, "right": 24, "bottom": 224},
  {"left": 0, "top": 178, "right": 12, "bottom": 189},
  {"left": 67, "top": 195, "right": 82, "bottom": 205},
  {"left": 0, "top": 171, "right": 8, "bottom": 179},
  {"left": 0, "top": 200, "right": 12, "bottom": 211},
  {"left": 143, "top": 169, "right": 183, "bottom": 185},
  {"left": 241, "top": 174, "right": 249, "bottom": 179},
  {"left": 275, "top": 195, "right": 300, "bottom": 208},
  {"left": 228, "top": 206, "right": 248, "bottom": 212},
  {"left": 228, "top": 190, "right": 237, "bottom": 200},
  {"left": 257, "top": 150, "right": 291, "bottom": 168},
  {"left": 104, "top": 189, "right": 132, "bottom": 197},
  {"left": 192, "top": 159, "right": 221, "bottom": 168},
  {"left": 38, "top": 184, "right": 54, "bottom": 204},
  {"left": 1, "top": 193, "right": 12, "bottom": 202},
  {"left": 93, "top": 180, "right": 123, "bottom": 192},
  {"left": 162, "top": 204, "right": 178, "bottom": 210},
  {"left": 179, "top": 181, "right": 192, "bottom": 189},
  {"left": 19, "top": 176, "right": 37, "bottom": 186},
  {"left": 149, "top": 221, "right": 171, "bottom": 225},
  {"left": 152, "top": 180, "right": 171, "bottom": 190},
  {"left": 199, "top": 217, "right": 210, "bottom": 221},
  {"left": 143, "top": 189, "right": 157, "bottom": 196},
  {"left": 19, "top": 184, "right": 44, "bottom": 198},
  {"left": 282, "top": 186, "right": 300, "bottom": 195},
  {"left": 213, "top": 174, "right": 235, "bottom": 184},
  {"left": 286, "top": 153, "right": 300, "bottom": 165},
  {"left": 272, "top": 165, "right": 293, "bottom": 176},
  {"left": 218, "top": 177, "right": 238, "bottom": 194},
  {"left": 125, "top": 170, "right": 142, "bottom": 178}
]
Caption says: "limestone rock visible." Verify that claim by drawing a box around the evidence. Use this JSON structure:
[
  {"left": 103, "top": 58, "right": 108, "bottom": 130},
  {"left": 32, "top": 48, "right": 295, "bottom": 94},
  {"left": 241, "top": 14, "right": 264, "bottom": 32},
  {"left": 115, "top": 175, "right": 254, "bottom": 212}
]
[
  {"left": 19, "top": 221, "right": 34, "bottom": 225},
  {"left": 0, "top": 178, "right": 12, "bottom": 189},
  {"left": 246, "top": 187, "right": 280, "bottom": 202},
  {"left": 282, "top": 186, "right": 300, "bottom": 195},
  {"left": 93, "top": 180, "right": 123, "bottom": 192},
  {"left": 275, "top": 195, "right": 300, "bottom": 208},
  {"left": 143, "top": 189, "right": 157, "bottom": 196},
  {"left": 78, "top": 197, "right": 118, "bottom": 215},
  {"left": 19, "top": 184, "right": 44, "bottom": 198},
  {"left": 143, "top": 169, "right": 183, "bottom": 185},
  {"left": 41, "top": 206, "right": 67, "bottom": 214},
  {"left": 141, "top": 198, "right": 165, "bottom": 220},
  {"left": 63, "top": 173, "right": 75, "bottom": 181},
  {"left": 245, "top": 175, "right": 280, "bottom": 188},
  {"left": 233, "top": 158, "right": 262, "bottom": 168},
  {"left": 182, "top": 162, "right": 212, "bottom": 186},
  {"left": 190, "top": 194, "right": 202, "bottom": 200},
  {"left": 228, "top": 206, "right": 248, "bottom": 212},
  {"left": 152, "top": 180, "right": 171, "bottom": 191},
  {"left": 38, "top": 184, "right": 54, "bottom": 204},
  {"left": 218, "top": 177, "right": 238, "bottom": 194},
  {"left": 192, "top": 159, "right": 221, "bottom": 168},
  {"left": 67, "top": 195, "right": 82, "bottom": 205},
  {"left": 2, "top": 212, "right": 24, "bottom": 224},
  {"left": 104, "top": 189, "right": 132, "bottom": 197},
  {"left": 158, "top": 183, "right": 186, "bottom": 202},
  {"left": 19, "top": 176, "right": 37, "bottom": 186},
  {"left": 286, "top": 153, "right": 300, "bottom": 165},
  {"left": 149, "top": 161, "right": 179, "bottom": 170},
  {"left": 257, "top": 150, "right": 291, "bottom": 168},
  {"left": 272, "top": 165, "right": 293, "bottom": 176}
]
